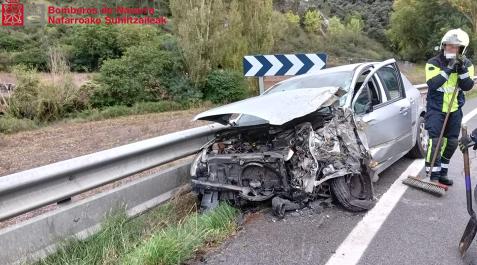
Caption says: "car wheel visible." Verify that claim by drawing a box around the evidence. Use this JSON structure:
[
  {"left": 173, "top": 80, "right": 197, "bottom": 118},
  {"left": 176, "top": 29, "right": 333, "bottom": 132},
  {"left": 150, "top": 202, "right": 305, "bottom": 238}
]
[
  {"left": 330, "top": 174, "right": 375, "bottom": 212},
  {"left": 408, "top": 116, "right": 427, "bottom": 159}
]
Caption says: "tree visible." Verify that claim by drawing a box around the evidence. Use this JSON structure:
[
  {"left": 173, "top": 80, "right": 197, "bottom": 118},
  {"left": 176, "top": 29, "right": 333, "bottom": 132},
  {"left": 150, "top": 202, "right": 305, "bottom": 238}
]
[
  {"left": 446, "top": 0, "right": 477, "bottom": 32},
  {"left": 347, "top": 16, "right": 364, "bottom": 33},
  {"left": 387, "top": 0, "right": 471, "bottom": 61},
  {"left": 95, "top": 35, "right": 200, "bottom": 107},
  {"left": 239, "top": 0, "right": 274, "bottom": 54},
  {"left": 289, "top": 0, "right": 394, "bottom": 44},
  {"left": 303, "top": 9, "right": 322, "bottom": 33},
  {"left": 170, "top": 0, "right": 223, "bottom": 85},
  {"left": 68, "top": 25, "right": 122, "bottom": 72},
  {"left": 170, "top": 0, "right": 274, "bottom": 86},
  {"left": 211, "top": 0, "right": 248, "bottom": 71},
  {"left": 284, "top": 11, "right": 300, "bottom": 26},
  {"left": 328, "top": 16, "right": 345, "bottom": 36}
]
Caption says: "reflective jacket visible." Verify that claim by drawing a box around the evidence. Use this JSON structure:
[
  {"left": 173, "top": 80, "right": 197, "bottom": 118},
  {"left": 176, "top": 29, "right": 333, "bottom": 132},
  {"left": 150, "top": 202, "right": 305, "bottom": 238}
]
[{"left": 425, "top": 53, "right": 474, "bottom": 113}]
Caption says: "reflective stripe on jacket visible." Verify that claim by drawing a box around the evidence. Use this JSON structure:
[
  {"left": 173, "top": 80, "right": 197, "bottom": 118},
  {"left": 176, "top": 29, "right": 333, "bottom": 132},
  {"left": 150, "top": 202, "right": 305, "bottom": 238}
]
[{"left": 425, "top": 53, "right": 474, "bottom": 113}]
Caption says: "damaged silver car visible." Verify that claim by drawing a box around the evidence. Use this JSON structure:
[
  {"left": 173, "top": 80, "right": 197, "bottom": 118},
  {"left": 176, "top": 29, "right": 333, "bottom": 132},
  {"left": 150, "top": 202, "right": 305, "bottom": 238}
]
[{"left": 190, "top": 59, "right": 427, "bottom": 216}]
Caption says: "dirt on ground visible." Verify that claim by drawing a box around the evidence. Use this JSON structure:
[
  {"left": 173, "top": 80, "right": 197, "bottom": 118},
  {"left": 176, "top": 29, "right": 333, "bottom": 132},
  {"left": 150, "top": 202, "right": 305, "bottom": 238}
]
[{"left": 0, "top": 108, "right": 209, "bottom": 176}]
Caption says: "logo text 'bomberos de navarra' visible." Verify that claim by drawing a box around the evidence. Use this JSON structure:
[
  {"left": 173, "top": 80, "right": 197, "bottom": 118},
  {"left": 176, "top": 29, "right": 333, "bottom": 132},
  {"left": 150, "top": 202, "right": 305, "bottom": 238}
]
[{"left": 2, "top": 0, "right": 24, "bottom": 26}]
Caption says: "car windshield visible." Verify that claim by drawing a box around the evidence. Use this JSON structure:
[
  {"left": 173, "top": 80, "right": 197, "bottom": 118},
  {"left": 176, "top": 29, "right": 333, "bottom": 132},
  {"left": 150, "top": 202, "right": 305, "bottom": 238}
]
[
  {"left": 265, "top": 71, "right": 354, "bottom": 94},
  {"left": 232, "top": 70, "right": 354, "bottom": 127}
]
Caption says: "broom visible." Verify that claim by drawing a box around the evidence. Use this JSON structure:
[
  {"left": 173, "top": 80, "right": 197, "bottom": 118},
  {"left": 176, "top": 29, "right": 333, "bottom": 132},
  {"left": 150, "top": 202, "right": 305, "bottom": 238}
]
[{"left": 402, "top": 74, "right": 460, "bottom": 196}]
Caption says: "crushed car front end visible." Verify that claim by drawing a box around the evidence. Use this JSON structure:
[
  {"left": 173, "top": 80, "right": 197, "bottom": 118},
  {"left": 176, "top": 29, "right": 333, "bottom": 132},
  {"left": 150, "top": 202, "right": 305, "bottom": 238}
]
[{"left": 190, "top": 82, "right": 376, "bottom": 216}]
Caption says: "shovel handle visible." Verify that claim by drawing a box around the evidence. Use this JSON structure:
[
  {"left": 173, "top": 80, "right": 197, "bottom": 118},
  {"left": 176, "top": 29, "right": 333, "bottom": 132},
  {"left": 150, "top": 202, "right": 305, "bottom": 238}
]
[{"left": 462, "top": 126, "right": 475, "bottom": 217}]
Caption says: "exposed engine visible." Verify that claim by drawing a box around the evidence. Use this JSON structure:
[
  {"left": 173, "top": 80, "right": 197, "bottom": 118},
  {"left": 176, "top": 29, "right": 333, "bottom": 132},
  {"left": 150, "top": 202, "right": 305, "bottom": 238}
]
[{"left": 191, "top": 107, "right": 371, "bottom": 214}]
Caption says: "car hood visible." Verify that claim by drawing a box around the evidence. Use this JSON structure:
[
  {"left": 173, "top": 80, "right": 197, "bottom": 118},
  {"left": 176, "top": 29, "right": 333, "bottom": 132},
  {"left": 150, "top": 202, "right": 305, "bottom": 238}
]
[{"left": 194, "top": 86, "right": 344, "bottom": 125}]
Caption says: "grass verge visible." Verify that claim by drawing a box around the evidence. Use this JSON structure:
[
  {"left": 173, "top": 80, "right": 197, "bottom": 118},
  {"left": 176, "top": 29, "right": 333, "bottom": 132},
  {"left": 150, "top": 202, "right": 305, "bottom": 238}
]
[
  {"left": 465, "top": 86, "right": 477, "bottom": 99},
  {"left": 0, "top": 116, "right": 37, "bottom": 133},
  {"left": 35, "top": 194, "right": 237, "bottom": 265},
  {"left": 121, "top": 203, "right": 237, "bottom": 265},
  {"left": 67, "top": 101, "right": 191, "bottom": 122},
  {"left": 400, "top": 63, "right": 426, "bottom": 84}
]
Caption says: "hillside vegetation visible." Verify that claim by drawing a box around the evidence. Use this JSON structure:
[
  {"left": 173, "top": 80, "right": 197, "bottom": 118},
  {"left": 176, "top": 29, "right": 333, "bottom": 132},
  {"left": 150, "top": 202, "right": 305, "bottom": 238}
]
[{"left": 0, "top": 0, "right": 475, "bottom": 133}]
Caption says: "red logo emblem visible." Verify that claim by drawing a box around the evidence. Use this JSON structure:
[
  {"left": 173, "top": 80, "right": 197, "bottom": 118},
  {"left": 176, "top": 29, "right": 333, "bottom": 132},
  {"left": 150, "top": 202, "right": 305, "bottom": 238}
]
[{"left": 2, "top": 0, "right": 24, "bottom": 26}]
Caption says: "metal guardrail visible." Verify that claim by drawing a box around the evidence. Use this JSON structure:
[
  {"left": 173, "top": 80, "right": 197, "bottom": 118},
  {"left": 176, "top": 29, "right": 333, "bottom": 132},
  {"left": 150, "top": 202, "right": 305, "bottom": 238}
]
[
  {"left": 0, "top": 124, "right": 225, "bottom": 221},
  {"left": 415, "top": 76, "right": 477, "bottom": 92}
]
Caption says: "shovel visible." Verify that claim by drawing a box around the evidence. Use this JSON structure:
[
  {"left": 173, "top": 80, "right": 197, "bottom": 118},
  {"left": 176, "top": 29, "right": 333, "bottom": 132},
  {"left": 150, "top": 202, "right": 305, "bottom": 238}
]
[{"left": 458, "top": 125, "right": 477, "bottom": 256}]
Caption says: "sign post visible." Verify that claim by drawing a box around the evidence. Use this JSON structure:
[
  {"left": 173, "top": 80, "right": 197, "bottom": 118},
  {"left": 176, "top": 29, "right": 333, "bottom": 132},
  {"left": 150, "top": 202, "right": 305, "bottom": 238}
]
[
  {"left": 258, "top": 76, "right": 265, "bottom": 94},
  {"left": 243, "top": 53, "right": 327, "bottom": 94}
]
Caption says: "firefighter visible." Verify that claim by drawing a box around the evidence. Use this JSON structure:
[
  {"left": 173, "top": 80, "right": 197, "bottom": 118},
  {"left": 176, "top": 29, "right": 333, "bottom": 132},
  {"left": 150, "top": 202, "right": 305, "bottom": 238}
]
[{"left": 425, "top": 28, "right": 475, "bottom": 185}]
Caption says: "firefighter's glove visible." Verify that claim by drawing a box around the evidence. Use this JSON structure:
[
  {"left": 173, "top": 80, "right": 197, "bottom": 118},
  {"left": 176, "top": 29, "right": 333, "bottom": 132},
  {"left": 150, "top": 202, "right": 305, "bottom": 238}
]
[
  {"left": 456, "top": 55, "right": 468, "bottom": 74},
  {"left": 459, "top": 134, "right": 476, "bottom": 152},
  {"left": 448, "top": 58, "right": 462, "bottom": 72}
]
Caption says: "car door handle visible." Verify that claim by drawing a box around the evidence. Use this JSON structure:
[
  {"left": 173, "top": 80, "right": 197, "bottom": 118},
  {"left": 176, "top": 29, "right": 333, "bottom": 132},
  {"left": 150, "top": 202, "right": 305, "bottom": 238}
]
[
  {"left": 399, "top": 107, "right": 409, "bottom": 115},
  {"left": 362, "top": 117, "right": 376, "bottom": 125}
]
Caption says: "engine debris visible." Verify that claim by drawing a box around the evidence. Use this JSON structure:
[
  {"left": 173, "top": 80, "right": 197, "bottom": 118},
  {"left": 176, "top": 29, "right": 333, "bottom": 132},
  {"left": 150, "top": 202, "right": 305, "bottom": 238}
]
[{"left": 191, "top": 107, "right": 374, "bottom": 217}]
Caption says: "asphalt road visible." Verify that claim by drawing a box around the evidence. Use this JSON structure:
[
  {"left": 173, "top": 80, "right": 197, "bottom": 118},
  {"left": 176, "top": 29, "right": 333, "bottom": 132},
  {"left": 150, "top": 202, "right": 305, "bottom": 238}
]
[{"left": 194, "top": 98, "right": 477, "bottom": 265}]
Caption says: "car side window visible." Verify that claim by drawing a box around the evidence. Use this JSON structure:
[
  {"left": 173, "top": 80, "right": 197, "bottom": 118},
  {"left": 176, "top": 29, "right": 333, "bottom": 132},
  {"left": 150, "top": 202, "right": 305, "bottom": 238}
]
[
  {"left": 353, "top": 75, "right": 382, "bottom": 114},
  {"left": 377, "top": 67, "right": 403, "bottom": 101},
  {"left": 354, "top": 86, "right": 370, "bottom": 114}
]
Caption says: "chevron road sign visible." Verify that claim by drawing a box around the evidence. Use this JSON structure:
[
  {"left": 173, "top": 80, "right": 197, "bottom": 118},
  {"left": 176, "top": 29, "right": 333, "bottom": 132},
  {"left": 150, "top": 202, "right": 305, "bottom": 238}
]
[{"left": 243, "top": 53, "right": 327, "bottom": 77}]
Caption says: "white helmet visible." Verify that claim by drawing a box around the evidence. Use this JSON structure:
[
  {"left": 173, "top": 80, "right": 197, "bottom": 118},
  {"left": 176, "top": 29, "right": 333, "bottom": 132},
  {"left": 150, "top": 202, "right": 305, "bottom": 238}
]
[{"left": 440, "top": 28, "right": 470, "bottom": 54}]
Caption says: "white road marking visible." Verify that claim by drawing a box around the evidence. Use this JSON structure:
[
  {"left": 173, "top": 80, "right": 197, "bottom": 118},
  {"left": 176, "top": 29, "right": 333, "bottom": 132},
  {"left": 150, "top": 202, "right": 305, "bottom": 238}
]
[
  {"left": 462, "top": 107, "right": 477, "bottom": 125},
  {"left": 324, "top": 159, "right": 424, "bottom": 265},
  {"left": 324, "top": 104, "right": 477, "bottom": 265}
]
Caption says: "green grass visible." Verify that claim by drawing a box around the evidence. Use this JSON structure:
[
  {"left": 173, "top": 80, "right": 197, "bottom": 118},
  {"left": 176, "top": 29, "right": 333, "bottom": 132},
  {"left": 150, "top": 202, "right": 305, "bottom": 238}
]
[
  {"left": 399, "top": 63, "right": 426, "bottom": 84},
  {"left": 121, "top": 203, "right": 237, "bottom": 265},
  {"left": 36, "top": 194, "right": 238, "bottom": 265},
  {"left": 0, "top": 115, "right": 38, "bottom": 133},
  {"left": 68, "top": 101, "right": 189, "bottom": 122},
  {"left": 465, "top": 87, "right": 477, "bottom": 99}
]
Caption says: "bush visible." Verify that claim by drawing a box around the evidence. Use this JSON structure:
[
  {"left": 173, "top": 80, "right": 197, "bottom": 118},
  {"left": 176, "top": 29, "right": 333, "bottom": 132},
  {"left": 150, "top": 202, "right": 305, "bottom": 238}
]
[
  {"left": 0, "top": 51, "right": 13, "bottom": 71},
  {"left": 203, "top": 69, "right": 248, "bottom": 104},
  {"left": 272, "top": 11, "right": 391, "bottom": 61},
  {"left": 5, "top": 67, "right": 43, "bottom": 120},
  {"left": 0, "top": 116, "right": 37, "bottom": 134},
  {"left": 68, "top": 25, "right": 122, "bottom": 72},
  {"left": 303, "top": 10, "right": 322, "bottom": 33},
  {"left": 13, "top": 47, "right": 49, "bottom": 71},
  {"left": 74, "top": 80, "right": 99, "bottom": 110},
  {"left": 116, "top": 25, "right": 161, "bottom": 51},
  {"left": 93, "top": 37, "right": 201, "bottom": 107},
  {"left": 0, "top": 28, "right": 28, "bottom": 52},
  {"left": 5, "top": 66, "right": 88, "bottom": 122}
]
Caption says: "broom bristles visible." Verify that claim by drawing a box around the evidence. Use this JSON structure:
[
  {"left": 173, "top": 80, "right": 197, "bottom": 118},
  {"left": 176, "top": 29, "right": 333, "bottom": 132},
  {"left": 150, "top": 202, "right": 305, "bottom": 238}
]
[{"left": 402, "top": 176, "right": 447, "bottom": 197}]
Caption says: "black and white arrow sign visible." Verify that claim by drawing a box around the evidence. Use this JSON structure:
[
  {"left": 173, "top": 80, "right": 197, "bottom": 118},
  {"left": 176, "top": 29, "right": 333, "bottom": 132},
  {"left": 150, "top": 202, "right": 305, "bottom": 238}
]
[{"left": 243, "top": 53, "right": 327, "bottom": 77}]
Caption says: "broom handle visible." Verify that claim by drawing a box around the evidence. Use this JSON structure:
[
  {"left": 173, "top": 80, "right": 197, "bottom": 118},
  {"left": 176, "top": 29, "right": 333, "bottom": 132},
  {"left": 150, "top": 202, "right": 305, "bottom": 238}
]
[
  {"left": 462, "top": 125, "right": 474, "bottom": 216},
  {"left": 426, "top": 68, "right": 460, "bottom": 178}
]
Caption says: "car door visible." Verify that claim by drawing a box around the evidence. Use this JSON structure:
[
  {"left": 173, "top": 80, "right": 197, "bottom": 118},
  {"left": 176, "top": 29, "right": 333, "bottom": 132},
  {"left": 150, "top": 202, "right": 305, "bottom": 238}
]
[{"left": 352, "top": 60, "right": 413, "bottom": 165}]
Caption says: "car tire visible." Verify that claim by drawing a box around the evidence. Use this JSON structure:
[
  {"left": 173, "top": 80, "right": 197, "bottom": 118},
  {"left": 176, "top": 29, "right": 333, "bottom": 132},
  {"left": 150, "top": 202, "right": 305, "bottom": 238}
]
[
  {"left": 408, "top": 116, "right": 427, "bottom": 159},
  {"left": 330, "top": 174, "right": 375, "bottom": 212}
]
